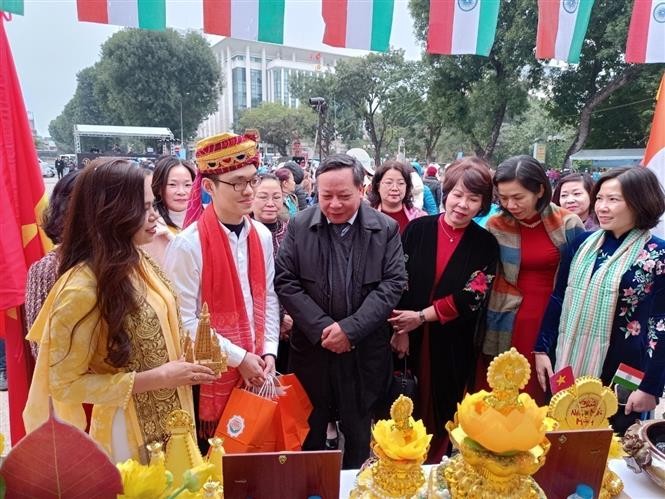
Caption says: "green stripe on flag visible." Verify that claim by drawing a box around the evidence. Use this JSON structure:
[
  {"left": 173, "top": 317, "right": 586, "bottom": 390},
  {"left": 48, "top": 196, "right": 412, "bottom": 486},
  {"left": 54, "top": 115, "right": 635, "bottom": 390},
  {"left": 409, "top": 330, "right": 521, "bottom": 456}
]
[
  {"left": 258, "top": 0, "right": 285, "bottom": 44},
  {"left": 612, "top": 375, "right": 640, "bottom": 391},
  {"left": 476, "top": 0, "right": 501, "bottom": 57},
  {"left": 137, "top": 0, "right": 166, "bottom": 30},
  {"left": 567, "top": 0, "right": 595, "bottom": 64},
  {"left": 0, "top": 0, "right": 23, "bottom": 15},
  {"left": 370, "top": 0, "right": 394, "bottom": 52}
]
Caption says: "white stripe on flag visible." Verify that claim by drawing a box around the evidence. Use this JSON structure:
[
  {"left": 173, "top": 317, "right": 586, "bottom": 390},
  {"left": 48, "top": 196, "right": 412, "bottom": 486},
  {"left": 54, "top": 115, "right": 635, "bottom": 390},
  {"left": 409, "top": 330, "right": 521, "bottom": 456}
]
[
  {"left": 646, "top": 1, "right": 665, "bottom": 63},
  {"left": 554, "top": 0, "right": 578, "bottom": 61},
  {"left": 231, "top": 0, "right": 259, "bottom": 41},
  {"left": 617, "top": 372, "right": 642, "bottom": 385},
  {"left": 165, "top": 0, "right": 203, "bottom": 30},
  {"left": 451, "top": 2, "right": 480, "bottom": 55},
  {"left": 346, "top": 0, "right": 373, "bottom": 50},
  {"left": 108, "top": 0, "right": 139, "bottom": 28},
  {"left": 648, "top": 148, "right": 665, "bottom": 238}
]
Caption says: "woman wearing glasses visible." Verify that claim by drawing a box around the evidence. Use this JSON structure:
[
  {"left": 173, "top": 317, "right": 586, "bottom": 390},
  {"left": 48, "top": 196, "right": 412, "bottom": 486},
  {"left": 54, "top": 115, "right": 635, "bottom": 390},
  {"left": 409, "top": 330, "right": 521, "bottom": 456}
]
[
  {"left": 166, "top": 132, "right": 280, "bottom": 440},
  {"left": 367, "top": 160, "right": 427, "bottom": 233},
  {"left": 251, "top": 174, "right": 292, "bottom": 373}
]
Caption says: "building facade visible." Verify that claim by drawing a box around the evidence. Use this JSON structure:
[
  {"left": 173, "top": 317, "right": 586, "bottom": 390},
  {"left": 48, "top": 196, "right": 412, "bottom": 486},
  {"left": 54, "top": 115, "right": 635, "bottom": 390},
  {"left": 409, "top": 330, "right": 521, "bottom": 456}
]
[{"left": 197, "top": 38, "right": 353, "bottom": 138}]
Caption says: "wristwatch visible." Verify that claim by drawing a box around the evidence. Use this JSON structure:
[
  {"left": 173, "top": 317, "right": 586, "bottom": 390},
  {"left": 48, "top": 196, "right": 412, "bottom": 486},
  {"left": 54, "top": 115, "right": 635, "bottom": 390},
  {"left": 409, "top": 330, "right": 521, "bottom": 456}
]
[{"left": 418, "top": 310, "right": 426, "bottom": 324}]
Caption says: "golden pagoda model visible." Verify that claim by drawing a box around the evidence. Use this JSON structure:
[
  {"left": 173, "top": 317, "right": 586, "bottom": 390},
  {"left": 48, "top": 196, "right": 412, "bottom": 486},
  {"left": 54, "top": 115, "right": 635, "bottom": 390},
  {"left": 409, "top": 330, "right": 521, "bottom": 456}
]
[
  {"left": 182, "top": 302, "right": 228, "bottom": 376},
  {"left": 350, "top": 395, "right": 432, "bottom": 498},
  {"left": 548, "top": 377, "right": 623, "bottom": 498},
  {"left": 428, "top": 348, "right": 555, "bottom": 498}
]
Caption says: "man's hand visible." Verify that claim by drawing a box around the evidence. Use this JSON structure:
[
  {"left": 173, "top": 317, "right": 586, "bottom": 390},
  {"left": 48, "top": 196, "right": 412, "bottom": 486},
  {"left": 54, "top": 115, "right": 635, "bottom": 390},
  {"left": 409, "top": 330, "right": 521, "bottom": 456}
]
[
  {"left": 280, "top": 314, "right": 293, "bottom": 340},
  {"left": 321, "top": 322, "right": 352, "bottom": 354},
  {"left": 238, "top": 352, "right": 266, "bottom": 387},
  {"left": 262, "top": 355, "right": 276, "bottom": 377}
]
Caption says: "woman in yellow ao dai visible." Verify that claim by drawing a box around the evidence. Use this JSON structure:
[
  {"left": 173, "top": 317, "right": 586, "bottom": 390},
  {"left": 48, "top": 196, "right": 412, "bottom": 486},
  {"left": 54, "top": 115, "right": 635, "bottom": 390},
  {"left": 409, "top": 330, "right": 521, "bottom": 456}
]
[{"left": 23, "top": 159, "right": 218, "bottom": 463}]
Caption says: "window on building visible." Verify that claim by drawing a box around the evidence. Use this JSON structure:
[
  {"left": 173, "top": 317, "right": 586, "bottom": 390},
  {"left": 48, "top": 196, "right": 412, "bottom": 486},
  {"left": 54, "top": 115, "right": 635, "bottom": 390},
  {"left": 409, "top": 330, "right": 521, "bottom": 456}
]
[
  {"left": 232, "top": 67, "right": 246, "bottom": 114},
  {"left": 273, "top": 68, "right": 282, "bottom": 102},
  {"left": 251, "top": 69, "right": 262, "bottom": 107},
  {"left": 231, "top": 55, "right": 245, "bottom": 62},
  {"left": 283, "top": 70, "right": 290, "bottom": 105},
  {"left": 250, "top": 56, "right": 262, "bottom": 63}
]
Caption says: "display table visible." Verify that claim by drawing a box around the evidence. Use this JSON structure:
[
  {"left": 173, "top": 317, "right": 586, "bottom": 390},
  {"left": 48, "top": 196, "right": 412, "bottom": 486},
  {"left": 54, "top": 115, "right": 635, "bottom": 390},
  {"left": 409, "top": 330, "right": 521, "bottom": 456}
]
[{"left": 339, "top": 460, "right": 663, "bottom": 498}]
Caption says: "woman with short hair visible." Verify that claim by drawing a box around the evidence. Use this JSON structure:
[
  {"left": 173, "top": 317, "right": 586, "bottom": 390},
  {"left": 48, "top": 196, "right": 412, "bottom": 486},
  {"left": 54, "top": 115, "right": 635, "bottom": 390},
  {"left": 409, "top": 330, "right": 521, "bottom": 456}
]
[
  {"left": 275, "top": 167, "right": 299, "bottom": 218},
  {"left": 390, "top": 157, "right": 499, "bottom": 461},
  {"left": 553, "top": 173, "right": 598, "bottom": 230},
  {"left": 482, "top": 155, "right": 584, "bottom": 403},
  {"left": 367, "top": 160, "right": 427, "bottom": 233},
  {"left": 535, "top": 167, "right": 665, "bottom": 434}
]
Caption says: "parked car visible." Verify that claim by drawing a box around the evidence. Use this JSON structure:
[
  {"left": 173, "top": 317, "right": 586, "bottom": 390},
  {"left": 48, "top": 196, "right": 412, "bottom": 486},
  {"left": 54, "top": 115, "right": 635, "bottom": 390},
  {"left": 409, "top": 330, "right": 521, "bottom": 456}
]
[{"left": 39, "top": 159, "right": 55, "bottom": 178}]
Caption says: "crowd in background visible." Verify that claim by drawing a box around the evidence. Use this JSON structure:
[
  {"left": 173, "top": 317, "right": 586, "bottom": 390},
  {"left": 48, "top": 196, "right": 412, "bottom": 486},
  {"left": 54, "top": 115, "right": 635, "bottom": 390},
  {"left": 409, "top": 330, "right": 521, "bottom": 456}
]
[{"left": 10, "top": 133, "right": 665, "bottom": 471}]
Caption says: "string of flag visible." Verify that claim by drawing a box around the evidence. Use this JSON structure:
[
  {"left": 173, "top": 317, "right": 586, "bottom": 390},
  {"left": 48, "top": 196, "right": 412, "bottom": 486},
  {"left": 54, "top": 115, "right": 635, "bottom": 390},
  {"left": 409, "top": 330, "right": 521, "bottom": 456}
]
[{"left": 0, "top": 0, "right": 663, "bottom": 63}]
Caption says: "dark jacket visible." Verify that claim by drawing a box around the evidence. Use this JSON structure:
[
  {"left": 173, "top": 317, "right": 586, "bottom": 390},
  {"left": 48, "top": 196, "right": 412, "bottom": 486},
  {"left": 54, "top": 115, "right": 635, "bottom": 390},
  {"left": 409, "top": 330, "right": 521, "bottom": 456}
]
[
  {"left": 275, "top": 203, "right": 407, "bottom": 414},
  {"left": 423, "top": 176, "right": 442, "bottom": 208},
  {"left": 400, "top": 216, "right": 499, "bottom": 437},
  {"left": 293, "top": 185, "right": 309, "bottom": 211}
]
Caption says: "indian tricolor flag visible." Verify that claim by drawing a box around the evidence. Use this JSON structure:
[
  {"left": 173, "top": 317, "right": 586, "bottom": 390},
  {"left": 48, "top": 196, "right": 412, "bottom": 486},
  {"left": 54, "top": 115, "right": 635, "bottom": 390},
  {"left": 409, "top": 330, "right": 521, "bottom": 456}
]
[
  {"left": 427, "top": 0, "right": 502, "bottom": 56},
  {"left": 612, "top": 363, "right": 645, "bottom": 391},
  {"left": 203, "top": 0, "right": 285, "bottom": 44},
  {"left": 536, "top": 0, "right": 595, "bottom": 64},
  {"left": 644, "top": 73, "right": 665, "bottom": 238},
  {"left": 322, "top": 0, "right": 395, "bottom": 52},
  {"left": 77, "top": 0, "right": 166, "bottom": 30},
  {"left": 0, "top": 0, "right": 23, "bottom": 15},
  {"left": 626, "top": 0, "right": 665, "bottom": 63}
]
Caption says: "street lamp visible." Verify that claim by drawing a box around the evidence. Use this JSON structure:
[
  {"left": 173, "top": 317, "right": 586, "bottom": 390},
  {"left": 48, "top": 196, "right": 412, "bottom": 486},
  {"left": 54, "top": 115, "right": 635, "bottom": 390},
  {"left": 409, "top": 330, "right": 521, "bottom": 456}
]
[{"left": 179, "top": 91, "right": 190, "bottom": 151}]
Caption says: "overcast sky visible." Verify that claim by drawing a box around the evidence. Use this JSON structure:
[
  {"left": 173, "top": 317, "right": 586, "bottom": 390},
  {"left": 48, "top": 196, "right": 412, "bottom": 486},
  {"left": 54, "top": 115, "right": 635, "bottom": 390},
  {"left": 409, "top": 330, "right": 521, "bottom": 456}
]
[{"left": 5, "top": 0, "right": 422, "bottom": 136}]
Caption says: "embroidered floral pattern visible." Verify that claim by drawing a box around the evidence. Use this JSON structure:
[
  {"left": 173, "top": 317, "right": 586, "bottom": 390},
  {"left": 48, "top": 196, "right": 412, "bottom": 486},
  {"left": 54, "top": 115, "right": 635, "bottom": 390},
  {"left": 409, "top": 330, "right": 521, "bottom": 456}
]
[
  {"left": 647, "top": 318, "right": 664, "bottom": 358},
  {"left": 463, "top": 270, "right": 495, "bottom": 311}
]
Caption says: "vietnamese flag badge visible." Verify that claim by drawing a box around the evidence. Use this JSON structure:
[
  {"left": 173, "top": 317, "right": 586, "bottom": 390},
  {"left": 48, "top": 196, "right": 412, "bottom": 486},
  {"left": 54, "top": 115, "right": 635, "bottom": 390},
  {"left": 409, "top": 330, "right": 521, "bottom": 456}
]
[{"left": 550, "top": 365, "right": 575, "bottom": 395}]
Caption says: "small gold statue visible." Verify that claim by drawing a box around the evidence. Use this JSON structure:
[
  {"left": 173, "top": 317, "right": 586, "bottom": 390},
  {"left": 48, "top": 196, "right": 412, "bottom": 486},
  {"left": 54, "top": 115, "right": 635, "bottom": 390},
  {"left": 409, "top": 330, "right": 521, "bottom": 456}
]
[
  {"left": 182, "top": 302, "right": 228, "bottom": 375},
  {"left": 350, "top": 395, "right": 432, "bottom": 498},
  {"left": 548, "top": 377, "right": 624, "bottom": 498},
  {"left": 429, "top": 348, "right": 554, "bottom": 498}
]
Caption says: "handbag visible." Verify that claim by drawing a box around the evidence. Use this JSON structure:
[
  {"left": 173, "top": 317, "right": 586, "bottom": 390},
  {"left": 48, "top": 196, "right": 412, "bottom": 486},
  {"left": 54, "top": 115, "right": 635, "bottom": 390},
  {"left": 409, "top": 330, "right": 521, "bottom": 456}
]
[{"left": 388, "top": 357, "right": 418, "bottom": 403}]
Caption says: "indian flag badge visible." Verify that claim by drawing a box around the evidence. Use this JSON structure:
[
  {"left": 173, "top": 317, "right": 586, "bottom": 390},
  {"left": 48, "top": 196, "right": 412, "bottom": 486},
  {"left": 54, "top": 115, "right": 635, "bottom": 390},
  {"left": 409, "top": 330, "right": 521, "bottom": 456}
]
[{"left": 611, "top": 362, "right": 645, "bottom": 391}]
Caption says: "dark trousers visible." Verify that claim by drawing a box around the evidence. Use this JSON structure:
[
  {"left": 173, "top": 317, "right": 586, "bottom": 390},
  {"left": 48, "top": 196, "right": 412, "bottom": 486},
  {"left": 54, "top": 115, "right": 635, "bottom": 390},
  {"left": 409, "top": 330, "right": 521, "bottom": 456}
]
[{"left": 300, "top": 356, "right": 372, "bottom": 470}]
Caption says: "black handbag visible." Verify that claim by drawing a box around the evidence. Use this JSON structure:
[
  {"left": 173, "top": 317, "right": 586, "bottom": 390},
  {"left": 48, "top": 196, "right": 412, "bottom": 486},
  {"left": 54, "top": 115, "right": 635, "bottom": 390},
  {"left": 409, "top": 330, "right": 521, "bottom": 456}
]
[{"left": 388, "top": 357, "right": 418, "bottom": 402}]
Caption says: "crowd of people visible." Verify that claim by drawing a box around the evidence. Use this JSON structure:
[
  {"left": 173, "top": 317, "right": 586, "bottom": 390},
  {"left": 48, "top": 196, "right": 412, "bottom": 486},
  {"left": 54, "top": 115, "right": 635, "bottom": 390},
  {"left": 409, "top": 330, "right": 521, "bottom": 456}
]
[{"left": 16, "top": 130, "right": 665, "bottom": 471}]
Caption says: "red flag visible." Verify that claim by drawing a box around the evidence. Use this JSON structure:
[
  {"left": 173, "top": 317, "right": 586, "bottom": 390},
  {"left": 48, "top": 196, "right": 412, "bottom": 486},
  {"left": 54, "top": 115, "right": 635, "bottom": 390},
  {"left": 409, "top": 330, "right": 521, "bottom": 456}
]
[
  {"left": 549, "top": 365, "right": 575, "bottom": 395},
  {"left": 643, "top": 73, "right": 665, "bottom": 238},
  {"left": 0, "top": 13, "right": 52, "bottom": 444}
]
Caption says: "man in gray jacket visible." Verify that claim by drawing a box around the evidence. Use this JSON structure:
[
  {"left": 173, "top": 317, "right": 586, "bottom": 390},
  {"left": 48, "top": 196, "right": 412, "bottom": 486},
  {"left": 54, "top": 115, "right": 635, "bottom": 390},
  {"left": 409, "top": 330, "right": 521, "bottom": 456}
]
[{"left": 275, "top": 154, "right": 406, "bottom": 469}]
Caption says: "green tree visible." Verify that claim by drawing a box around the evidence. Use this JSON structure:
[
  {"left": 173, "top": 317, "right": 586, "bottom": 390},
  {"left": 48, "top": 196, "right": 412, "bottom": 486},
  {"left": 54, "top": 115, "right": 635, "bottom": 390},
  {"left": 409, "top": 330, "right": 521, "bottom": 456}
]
[
  {"left": 332, "top": 50, "right": 422, "bottom": 165},
  {"left": 409, "top": 0, "right": 543, "bottom": 160},
  {"left": 49, "top": 28, "right": 220, "bottom": 151},
  {"left": 237, "top": 102, "right": 317, "bottom": 156},
  {"left": 494, "top": 98, "right": 575, "bottom": 168},
  {"left": 546, "top": 0, "right": 664, "bottom": 166}
]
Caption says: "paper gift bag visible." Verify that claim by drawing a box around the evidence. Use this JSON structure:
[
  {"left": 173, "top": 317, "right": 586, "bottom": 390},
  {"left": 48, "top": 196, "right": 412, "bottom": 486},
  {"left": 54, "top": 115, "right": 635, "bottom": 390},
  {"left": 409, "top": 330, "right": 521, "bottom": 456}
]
[
  {"left": 215, "top": 386, "right": 277, "bottom": 454},
  {"left": 276, "top": 373, "right": 313, "bottom": 446}
]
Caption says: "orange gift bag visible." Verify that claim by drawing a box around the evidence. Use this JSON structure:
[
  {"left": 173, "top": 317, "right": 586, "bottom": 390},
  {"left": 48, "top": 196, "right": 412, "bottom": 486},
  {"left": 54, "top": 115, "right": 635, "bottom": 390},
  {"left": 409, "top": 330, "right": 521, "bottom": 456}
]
[
  {"left": 214, "top": 383, "right": 277, "bottom": 454},
  {"left": 274, "top": 373, "right": 313, "bottom": 450}
]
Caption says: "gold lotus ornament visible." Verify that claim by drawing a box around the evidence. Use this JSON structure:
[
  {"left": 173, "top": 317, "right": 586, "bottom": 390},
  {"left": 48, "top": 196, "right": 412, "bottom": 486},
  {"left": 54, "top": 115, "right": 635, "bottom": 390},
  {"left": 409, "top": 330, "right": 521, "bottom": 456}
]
[
  {"left": 350, "top": 395, "right": 432, "bottom": 498},
  {"left": 428, "top": 348, "right": 554, "bottom": 498}
]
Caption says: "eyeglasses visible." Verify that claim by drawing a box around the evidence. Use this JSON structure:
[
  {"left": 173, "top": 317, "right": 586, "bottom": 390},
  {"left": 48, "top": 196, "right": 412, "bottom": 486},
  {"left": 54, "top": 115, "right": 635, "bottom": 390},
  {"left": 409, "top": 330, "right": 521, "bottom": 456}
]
[
  {"left": 380, "top": 180, "right": 407, "bottom": 189},
  {"left": 211, "top": 175, "right": 261, "bottom": 192}
]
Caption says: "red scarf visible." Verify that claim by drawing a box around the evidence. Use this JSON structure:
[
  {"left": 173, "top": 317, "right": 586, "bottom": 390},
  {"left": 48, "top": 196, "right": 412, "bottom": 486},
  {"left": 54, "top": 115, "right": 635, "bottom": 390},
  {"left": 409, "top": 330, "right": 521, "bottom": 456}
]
[{"left": 198, "top": 205, "right": 266, "bottom": 435}]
